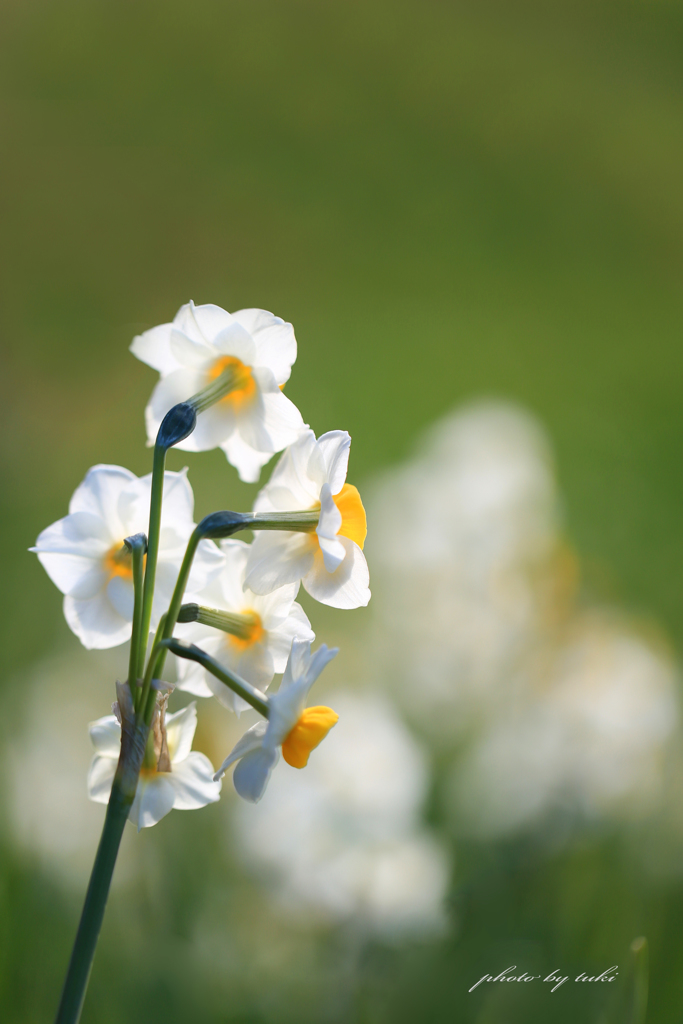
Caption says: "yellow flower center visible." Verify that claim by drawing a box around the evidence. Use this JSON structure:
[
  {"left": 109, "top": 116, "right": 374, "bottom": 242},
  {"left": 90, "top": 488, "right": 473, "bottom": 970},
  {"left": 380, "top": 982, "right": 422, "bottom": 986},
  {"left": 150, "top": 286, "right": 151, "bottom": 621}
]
[
  {"left": 227, "top": 610, "right": 266, "bottom": 651},
  {"left": 282, "top": 706, "right": 339, "bottom": 768},
  {"left": 103, "top": 543, "right": 137, "bottom": 580},
  {"left": 333, "top": 484, "right": 367, "bottom": 549},
  {"left": 207, "top": 355, "right": 256, "bottom": 411}
]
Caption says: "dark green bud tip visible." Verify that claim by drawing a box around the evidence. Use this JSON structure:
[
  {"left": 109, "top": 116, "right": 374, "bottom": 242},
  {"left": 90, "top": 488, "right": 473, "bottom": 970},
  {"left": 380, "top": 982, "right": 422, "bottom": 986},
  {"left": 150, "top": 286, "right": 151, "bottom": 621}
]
[
  {"left": 156, "top": 402, "right": 197, "bottom": 450},
  {"left": 177, "top": 603, "right": 199, "bottom": 624},
  {"left": 197, "top": 510, "right": 247, "bottom": 539}
]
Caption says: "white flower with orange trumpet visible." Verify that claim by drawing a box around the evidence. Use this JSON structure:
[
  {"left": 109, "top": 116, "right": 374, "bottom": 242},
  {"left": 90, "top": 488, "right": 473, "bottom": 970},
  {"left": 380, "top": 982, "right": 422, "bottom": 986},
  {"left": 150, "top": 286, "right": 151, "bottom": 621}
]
[
  {"left": 31, "top": 464, "right": 223, "bottom": 649},
  {"left": 175, "top": 538, "right": 314, "bottom": 712},
  {"left": 214, "top": 638, "right": 339, "bottom": 803},
  {"left": 131, "top": 301, "right": 307, "bottom": 482},
  {"left": 244, "top": 430, "right": 370, "bottom": 609}
]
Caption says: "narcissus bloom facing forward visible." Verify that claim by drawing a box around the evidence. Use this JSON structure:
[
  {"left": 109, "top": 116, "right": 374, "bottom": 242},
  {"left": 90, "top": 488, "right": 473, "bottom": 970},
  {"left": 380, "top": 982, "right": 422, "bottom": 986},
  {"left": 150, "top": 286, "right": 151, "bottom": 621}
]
[
  {"left": 175, "top": 538, "right": 314, "bottom": 712},
  {"left": 244, "top": 430, "right": 370, "bottom": 609},
  {"left": 131, "top": 302, "right": 306, "bottom": 482},
  {"left": 88, "top": 701, "right": 221, "bottom": 829},
  {"left": 31, "top": 464, "right": 223, "bottom": 649},
  {"left": 214, "top": 638, "right": 339, "bottom": 803}
]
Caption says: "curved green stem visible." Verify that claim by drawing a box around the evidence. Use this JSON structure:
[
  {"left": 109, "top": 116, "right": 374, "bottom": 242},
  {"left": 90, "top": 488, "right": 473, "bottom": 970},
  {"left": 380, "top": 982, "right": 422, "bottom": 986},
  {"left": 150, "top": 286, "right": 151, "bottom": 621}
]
[
  {"left": 54, "top": 686, "right": 147, "bottom": 1024},
  {"left": 126, "top": 534, "right": 146, "bottom": 692},
  {"left": 136, "top": 444, "right": 166, "bottom": 692},
  {"left": 161, "top": 638, "right": 270, "bottom": 717}
]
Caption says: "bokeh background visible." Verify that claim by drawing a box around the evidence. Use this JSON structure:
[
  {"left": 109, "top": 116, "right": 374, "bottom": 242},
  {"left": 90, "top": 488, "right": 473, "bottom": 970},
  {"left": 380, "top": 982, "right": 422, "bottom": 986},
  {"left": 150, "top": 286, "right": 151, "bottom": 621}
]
[{"left": 2, "top": 1, "right": 683, "bottom": 1021}]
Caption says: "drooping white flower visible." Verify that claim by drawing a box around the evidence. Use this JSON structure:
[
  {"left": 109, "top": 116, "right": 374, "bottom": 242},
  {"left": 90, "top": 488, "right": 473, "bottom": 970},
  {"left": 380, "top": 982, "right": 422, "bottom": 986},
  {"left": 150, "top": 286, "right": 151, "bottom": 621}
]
[
  {"left": 233, "top": 691, "right": 450, "bottom": 939},
  {"left": 244, "top": 430, "right": 370, "bottom": 609},
  {"left": 31, "top": 464, "right": 223, "bottom": 650},
  {"left": 88, "top": 700, "right": 221, "bottom": 829},
  {"left": 214, "top": 638, "right": 339, "bottom": 803},
  {"left": 131, "top": 302, "right": 307, "bottom": 482},
  {"left": 175, "top": 539, "right": 314, "bottom": 712}
]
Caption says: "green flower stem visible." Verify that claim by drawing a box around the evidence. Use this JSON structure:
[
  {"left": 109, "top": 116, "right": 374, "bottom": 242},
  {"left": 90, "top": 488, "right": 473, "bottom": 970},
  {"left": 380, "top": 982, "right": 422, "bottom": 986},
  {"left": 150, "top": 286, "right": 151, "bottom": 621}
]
[
  {"left": 177, "top": 603, "right": 260, "bottom": 640},
  {"left": 136, "top": 443, "right": 166, "bottom": 696},
  {"left": 161, "top": 638, "right": 270, "bottom": 718},
  {"left": 125, "top": 534, "right": 147, "bottom": 692},
  {"left": 138, "top": 613, "right": 168, "bottom": 727},
  {"left": 54, "top": 687, "right": 147, "bottom": 1024}
]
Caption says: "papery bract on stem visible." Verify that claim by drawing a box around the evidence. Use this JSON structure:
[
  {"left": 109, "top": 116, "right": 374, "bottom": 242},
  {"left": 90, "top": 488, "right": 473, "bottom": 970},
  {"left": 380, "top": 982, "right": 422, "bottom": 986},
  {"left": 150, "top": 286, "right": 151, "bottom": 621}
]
[{"left": 88, "top": 700, "right": 221, "bottom": 829}]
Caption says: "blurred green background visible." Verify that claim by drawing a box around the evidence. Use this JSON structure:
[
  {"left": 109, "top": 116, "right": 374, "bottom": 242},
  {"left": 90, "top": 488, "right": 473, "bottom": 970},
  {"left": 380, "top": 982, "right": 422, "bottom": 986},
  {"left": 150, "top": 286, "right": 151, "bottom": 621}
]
[{"left": 2, "top": 1, "right": 683, "bottom": 1021}]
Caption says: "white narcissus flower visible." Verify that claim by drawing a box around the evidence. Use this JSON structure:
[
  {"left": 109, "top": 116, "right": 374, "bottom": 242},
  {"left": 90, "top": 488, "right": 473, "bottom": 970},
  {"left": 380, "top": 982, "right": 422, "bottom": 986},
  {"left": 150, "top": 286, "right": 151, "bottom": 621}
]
[
  {"left": 244, "top": 430, "right": 370, "bottom": 609},
  {"left": 131, "top": 302, "right": 307, "bottom": 483},
  {"left": 31, "top": 464, "right": 223, "bottom": 650},
  {"left": 175, "top": 539, "right": 314, "bottom": 713},
  {"left": 214, "top": 638, "right": 339, "bottom": 803},
  {"left": 88, "top": 701, "right": 221, "bottom": 830}
]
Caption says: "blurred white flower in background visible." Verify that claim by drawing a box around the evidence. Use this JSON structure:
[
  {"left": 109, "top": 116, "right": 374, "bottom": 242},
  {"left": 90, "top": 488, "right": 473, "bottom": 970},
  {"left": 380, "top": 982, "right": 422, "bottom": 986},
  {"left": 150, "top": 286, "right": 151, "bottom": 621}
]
[
  {"left": 6, "top": 647, "right": 133, "bottom": 884},
  {"left": 366, "top": 401, "right": 680, "bottom": 840},
  {"left": 367, "top": 402, "right": 559, "bottom": 743},
  {"left": 453, "top": 615, "right": 678, "bottom": 838},
  {"left": 232, "top": 692, "right": 450, "bottom": 939}
]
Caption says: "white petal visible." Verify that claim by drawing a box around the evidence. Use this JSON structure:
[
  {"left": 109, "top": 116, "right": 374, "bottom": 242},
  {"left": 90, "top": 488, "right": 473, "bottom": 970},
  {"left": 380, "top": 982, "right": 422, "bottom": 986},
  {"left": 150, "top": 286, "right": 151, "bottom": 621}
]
[
  {"left": 211, "top": 321, "right": 257, "bottom": 364},
  {"left": 36, "top": 551, "right": 108, "bottom": 600},
  {"left": 168, "top": 752, "right": 222, "bottom": 809},
  {"left": 316, "top": 482, "right": 345, "bottom": 571},
  {"left": 232, "top": 746, "right": 279, "bottom": 803},
  {"left": 165, "top": 702, "right": 198, "bottom": 764},
  {"left": 220, "top": 433, "right": 274, "bottom": 483},
  {"left": 106, "top": 575, "right": 135, "bottom": 621},
  {"left": 252, "top": 579, "right": 301, "bottom": 627},
  {"left": 169, "top": 327, "right": 215, "bottom": 369},
  {"left": 213, "top": 720, "right": 268, "bottom": 779},
  {"left": 88, "top": 714, "right": 121, "bottom": 757},
  {"left": 249, "top": 369, "right": 306, "bottom": 448},
  {"left": 135, "top": 468, "right": 196, "bottom": 530},
  {"left": 63, "top": 592, "right": 131, "bottom": 649},
  {"left": 174, "top": 301, "right": 235, "bottom": 345},
  {"left": 267, "top": 639, "right": 338, "bottom": 743},
  {"left": 33, "top": 510, "right": 112, "bottom": 558},
  {"left": 244, "top": 532, "right": 315, "bottom": 595},
  {"left": 303, "top": 538, "right": 371, "bottom": 610},
  {"left": 131, "top": 776, "right": 176, "bottom": 829},
  {"left": 265, "top": 604, "right": 315, "bottom": 673},
  {"left": 233, "top": 309, "right": 296, "bottom": 383},
  {"left": 130, "top": 322, "right": 178, "bottom": 376},
  {"left": 68, "top": 465, "right": 138, "bottom": 532},
  {"left": 317, "top": 430, "right": 352, "bottom": 494},
  {"left": 87, "top": 754, "right": 117, "bottom": 804},
  {"left": 189, "top": 403, "right": 237, "bottom": 452},
  {"left": 252, "top": 430, "right": 319, "bottom": 511}
]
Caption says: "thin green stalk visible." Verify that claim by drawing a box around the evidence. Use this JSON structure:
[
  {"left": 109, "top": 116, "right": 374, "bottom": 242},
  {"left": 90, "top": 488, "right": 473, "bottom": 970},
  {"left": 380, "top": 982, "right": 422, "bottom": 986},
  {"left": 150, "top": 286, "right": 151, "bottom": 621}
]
[
  {"left": 126, "top": 535, "right": 146, "bottom": 692},
  {"left": 136, "top": 444, "right": 166, "bottom": 691},
  {"left": 138, "top": 613, "right": 168, "bottom": 726},
  {"left": 161, "top": 638, "right": 270, "bottom": 717},
  {"left": 54, "top": 686, "right": 147, "bottom": 1024}
]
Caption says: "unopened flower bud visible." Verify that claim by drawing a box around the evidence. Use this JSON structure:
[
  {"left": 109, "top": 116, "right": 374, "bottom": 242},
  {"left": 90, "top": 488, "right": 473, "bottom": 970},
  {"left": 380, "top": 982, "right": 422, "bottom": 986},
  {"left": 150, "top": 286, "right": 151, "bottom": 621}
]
[{"left": 156, "top": 402, "right": 197, "bottom": 451}]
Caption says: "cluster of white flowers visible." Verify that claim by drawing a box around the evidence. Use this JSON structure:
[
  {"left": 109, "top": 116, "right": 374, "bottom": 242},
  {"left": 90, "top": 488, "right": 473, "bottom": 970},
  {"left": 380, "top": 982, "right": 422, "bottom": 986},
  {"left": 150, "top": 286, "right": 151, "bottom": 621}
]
[
  {"left": 367, "top": 402, "right": 680, "bottom": 838},
  {"left": 32, "top": 301, "right": 371, "bottom": 829}
]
